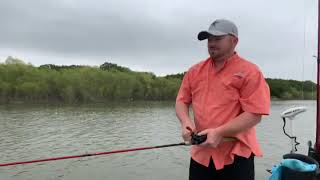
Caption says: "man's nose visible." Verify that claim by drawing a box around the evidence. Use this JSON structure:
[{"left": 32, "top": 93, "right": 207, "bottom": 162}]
[
  {"left": 208, "top": 40, "right": 217, "bottom": 45},
  {"left": 208, "top": 42, "right": 217, "bottom": 48}
]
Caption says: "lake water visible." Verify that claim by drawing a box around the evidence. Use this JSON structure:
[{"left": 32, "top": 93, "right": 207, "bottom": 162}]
[{"left": 0, "top": 100, "right": 317, "bottom": 180}]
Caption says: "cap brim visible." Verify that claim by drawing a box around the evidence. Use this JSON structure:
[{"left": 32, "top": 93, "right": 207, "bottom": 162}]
[{"left": 197, "top": 31, "right": 228, "bottom": 41}]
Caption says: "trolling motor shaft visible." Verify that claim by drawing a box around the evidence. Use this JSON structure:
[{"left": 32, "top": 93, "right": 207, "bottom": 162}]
[{"left": 280, "top": 106, "right": 307, "bottom": 153}]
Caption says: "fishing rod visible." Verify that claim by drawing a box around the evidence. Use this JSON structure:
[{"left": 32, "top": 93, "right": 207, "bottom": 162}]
[
  {"left": 0, "top": 142, "right": 188, "bottom": 167},
  {"left": 0, "top": 128, "right": 236, "bottom": 167}
]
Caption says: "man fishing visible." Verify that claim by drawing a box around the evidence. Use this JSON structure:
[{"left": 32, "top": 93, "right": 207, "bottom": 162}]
[{"left": 176, "top": 19, "right": 270, "bottom": 180}]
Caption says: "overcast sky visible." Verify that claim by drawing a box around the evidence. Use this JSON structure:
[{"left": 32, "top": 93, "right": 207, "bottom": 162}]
[{"left": 0, "top": 0, "right": 318, "bottom": 81}]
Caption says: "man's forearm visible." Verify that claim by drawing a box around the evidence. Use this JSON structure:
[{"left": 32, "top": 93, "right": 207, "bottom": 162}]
[
  {"left": 175, "top": 101, "right": 192, "bottom": 126},
  {"left": 216, "top": 112, "right": 262, "bottom": 137}
]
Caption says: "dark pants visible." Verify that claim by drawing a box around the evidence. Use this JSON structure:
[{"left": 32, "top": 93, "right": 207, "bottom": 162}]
[{"left": 189, "top": 154, "right": 255, "bottom": 180}]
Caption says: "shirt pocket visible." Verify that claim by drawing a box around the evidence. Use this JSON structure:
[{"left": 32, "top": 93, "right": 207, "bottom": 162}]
[
  {"left": 190, "top": 79, "right": 205, "bottom": 102},
  {"left": 220, "top": 75, "right": 244, "bottom": 101}
]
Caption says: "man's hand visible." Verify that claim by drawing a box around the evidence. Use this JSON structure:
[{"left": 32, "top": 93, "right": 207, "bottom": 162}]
[
  {"left": 197, "top": 128, "right": 224, "bottom": 148},
  {"left": 181, "top": 121, "right": 196, "bottom": 143},
  {"left": 176, "top": 101, "right": 195, "bottom": 143}
]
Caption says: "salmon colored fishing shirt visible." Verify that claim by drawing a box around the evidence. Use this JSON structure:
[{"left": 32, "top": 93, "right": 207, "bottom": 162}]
[{"left": 176, "top": 52, "right": 270, "bottom": 170}]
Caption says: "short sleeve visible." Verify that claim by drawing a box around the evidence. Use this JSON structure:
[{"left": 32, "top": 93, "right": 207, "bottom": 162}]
[
  {"left": 239, "top": 70, "right": 270, "bottom": 115},
  {"left": 176, "top": 71, "right": 192, "bottom": 104}
]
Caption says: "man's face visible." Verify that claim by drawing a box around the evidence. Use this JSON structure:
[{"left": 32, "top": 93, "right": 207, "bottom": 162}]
[{"left": 207, "top": 35, "right": 238, "bottom": 60}]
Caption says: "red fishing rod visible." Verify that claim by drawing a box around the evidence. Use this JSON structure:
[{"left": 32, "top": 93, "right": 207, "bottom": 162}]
[
  {"left": 0, "top": 142, "right": 188, "bottom": 167},
  {"left": 0, "top": 127, "right": 235, "bottom": 167}
]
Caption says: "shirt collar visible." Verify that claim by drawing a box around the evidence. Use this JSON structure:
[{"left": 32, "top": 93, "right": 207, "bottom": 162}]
[{"left": 210, "top": 52, "right": 239, "bottom": 73}]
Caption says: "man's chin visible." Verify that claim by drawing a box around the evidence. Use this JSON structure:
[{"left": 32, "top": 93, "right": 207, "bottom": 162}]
[{"left": 210, "top": 54, "right": 222, "bottom": 59}]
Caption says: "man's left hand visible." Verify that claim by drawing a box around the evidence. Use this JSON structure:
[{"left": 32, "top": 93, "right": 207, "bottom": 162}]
[{"left": 198, "top": 128, "right": 224, "bottom": 148}]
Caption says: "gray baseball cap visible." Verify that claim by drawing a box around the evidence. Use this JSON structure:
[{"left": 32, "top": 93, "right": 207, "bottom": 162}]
[{"left": 197, "top": 19, "right": 238, "bottom": 41}]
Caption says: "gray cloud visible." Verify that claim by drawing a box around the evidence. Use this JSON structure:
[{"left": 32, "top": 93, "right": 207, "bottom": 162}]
[{"left": 0, "top": 0, "right": 317, "bottom": 80}]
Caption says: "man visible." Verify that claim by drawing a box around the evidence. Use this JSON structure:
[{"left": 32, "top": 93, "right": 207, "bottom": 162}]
[{"left": 176, "top": 19, "right": 270, "bottom": 180}]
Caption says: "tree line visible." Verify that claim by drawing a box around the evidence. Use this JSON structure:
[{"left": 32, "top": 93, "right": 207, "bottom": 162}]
[
  {"left": 0, "top": 56, "right": 316, "bottom": 104},
  {"left": 0, "top": 57, "right": 180, "bottom": 103}
]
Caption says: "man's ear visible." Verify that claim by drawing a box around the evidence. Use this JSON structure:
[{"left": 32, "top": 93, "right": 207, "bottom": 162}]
[
  {"left": 231, "top": 36, "right": 238, "bottom": 49},
  {"left": 232, "top": 36, "right": 239, "bottom": 45}
]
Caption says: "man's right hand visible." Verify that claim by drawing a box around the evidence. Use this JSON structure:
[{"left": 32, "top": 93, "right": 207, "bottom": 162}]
[
  {"left": 181, "top": 121, "right": 196, "bottom": 143},
  {"left": 176, "top": 101, "right": 195, "bottom": 143}
]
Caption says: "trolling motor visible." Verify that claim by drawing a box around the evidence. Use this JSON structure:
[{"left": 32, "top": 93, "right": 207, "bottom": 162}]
[
  {"left": 280, "top": 106, "right": 307, "bottom": 153},
  {"left": 268, "top": 106, "right": 320, "bottom": 180}
]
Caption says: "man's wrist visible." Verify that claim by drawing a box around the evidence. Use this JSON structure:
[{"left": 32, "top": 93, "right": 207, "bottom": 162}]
[
  {"left": 181, "top": 118, "right": 193, "bottom": 128},
  {"left": 215, "top": 126, "right": 226, "bottom": 137}
]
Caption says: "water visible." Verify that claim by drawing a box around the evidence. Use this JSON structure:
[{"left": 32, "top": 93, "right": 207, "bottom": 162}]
[{"left": 0, "top": 100, "right": 316, "bottom": 180}]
